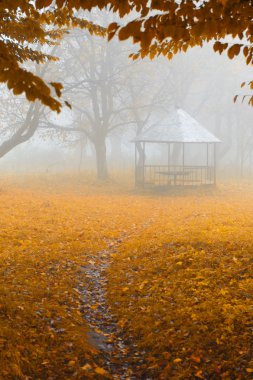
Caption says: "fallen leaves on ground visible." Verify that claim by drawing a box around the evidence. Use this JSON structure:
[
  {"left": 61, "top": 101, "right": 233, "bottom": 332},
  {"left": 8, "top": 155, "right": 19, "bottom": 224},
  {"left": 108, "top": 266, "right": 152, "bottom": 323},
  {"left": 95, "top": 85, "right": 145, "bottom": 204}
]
[
  {"left": 0, "top": 175, "right": 253, "bottom": 379},
  {"left": 108, "top": 186, "right": 253, "bottom": 379},
  {"left": 0, "top": 175, "right": 152, "bottom": 379}
]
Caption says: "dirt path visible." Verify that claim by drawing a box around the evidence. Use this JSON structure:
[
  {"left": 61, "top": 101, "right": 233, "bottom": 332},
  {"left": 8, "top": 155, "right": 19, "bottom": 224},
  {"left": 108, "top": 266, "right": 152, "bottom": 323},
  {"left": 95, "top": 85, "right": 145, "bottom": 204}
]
[{"left": 80, "top": 221, "right": 154, "bottom": 379}]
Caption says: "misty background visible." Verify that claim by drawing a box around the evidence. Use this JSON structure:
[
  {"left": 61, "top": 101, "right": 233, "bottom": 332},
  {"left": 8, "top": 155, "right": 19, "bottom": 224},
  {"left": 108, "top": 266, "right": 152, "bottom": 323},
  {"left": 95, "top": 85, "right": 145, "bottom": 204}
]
[{"left": 0, "top": 11, "right": 252, "bottom": 181}]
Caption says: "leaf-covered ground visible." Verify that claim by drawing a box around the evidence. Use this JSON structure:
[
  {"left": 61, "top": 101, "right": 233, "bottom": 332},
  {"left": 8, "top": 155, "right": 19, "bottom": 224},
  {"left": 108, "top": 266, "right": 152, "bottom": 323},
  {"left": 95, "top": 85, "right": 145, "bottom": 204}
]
[
  {"left": 108, "top": 183, "right": 253, "bottom": 379},
  {"left": 0, "top": 175, "right": 252, "bottom": 379}
]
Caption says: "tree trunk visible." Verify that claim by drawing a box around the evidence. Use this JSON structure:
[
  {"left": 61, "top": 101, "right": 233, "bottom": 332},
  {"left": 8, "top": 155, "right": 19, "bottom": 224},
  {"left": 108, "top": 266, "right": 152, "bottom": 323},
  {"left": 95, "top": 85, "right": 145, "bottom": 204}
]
[
  {"left": 94, "top": 138, "right": 108, "bottom": 181},
  {"left": 136, "top": 142, "right": 145, "bottom": 167},
  {"left": 0, "top": 103, "right": 40, "bottom": 159},
  {"left": 135, "top": 142, "right": 146, "bottom": 186}
]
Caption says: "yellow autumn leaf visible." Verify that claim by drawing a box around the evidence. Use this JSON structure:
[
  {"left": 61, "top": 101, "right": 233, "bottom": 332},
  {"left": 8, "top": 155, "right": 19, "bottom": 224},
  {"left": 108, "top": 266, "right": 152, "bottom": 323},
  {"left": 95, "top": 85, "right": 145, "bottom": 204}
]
[{"left": 95, "top": 367, "right": 108, "bottom": 376}]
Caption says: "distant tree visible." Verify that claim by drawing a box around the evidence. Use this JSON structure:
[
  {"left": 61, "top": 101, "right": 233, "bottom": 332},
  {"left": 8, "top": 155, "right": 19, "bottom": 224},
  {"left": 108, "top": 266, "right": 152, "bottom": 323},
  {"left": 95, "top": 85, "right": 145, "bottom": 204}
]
[
  {"left": 43, "top": 30, "right": 135, "bottom": 180},
  {"left": 41, "top": 27, "right": 176, "bottom": 180},
  {"left": 125, "top": 60, "right": 172, "bottom": 166}
]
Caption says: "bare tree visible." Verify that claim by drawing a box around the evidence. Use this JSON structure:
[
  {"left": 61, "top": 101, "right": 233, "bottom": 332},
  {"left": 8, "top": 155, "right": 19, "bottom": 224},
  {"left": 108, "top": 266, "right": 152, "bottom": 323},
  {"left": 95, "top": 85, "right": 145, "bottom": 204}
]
[{"left": 50, "top": 30, "right": 136, "bottom": 180}]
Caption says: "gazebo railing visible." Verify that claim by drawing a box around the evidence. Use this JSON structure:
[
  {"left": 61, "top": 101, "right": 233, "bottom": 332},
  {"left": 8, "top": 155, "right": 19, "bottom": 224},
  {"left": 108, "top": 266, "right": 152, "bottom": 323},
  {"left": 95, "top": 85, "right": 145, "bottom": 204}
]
[{"left": 136, "top": 165, "right": 215, "bottom": 187}]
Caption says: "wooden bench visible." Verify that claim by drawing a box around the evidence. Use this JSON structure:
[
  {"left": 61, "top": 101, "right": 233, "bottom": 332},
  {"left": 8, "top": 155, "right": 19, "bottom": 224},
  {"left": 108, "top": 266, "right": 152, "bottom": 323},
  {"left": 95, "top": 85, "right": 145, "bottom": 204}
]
[{"left": 157, "top": 170, "right": 192, "bottom": 185}]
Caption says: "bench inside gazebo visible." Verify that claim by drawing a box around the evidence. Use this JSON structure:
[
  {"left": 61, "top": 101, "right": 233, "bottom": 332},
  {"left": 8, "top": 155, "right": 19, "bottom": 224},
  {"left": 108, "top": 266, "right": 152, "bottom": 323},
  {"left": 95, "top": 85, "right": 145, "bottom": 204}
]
[{"left": 133, "top": 109, "right": 221, "bottom": 188}]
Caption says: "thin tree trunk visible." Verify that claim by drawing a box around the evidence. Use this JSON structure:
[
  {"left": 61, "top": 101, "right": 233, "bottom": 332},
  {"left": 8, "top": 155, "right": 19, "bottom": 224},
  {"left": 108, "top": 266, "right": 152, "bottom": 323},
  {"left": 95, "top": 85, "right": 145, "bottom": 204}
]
[
  {"left": 94, "top": 138, "right": 108, "bottom": 181},
  {"left": 136, "top": 142, "right": 145, "bottom": 167}
]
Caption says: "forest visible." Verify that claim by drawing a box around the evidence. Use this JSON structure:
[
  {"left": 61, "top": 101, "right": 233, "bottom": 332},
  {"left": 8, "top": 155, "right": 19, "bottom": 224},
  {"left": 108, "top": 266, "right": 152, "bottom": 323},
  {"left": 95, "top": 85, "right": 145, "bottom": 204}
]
[{"left": 0, "top": 1, "right": 252, "bottom": 379}]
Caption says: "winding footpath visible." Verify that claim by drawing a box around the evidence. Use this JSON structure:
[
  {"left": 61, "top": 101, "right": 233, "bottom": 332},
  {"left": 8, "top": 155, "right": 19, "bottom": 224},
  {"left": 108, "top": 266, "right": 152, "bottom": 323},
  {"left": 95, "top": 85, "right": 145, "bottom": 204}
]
[{"left": 80, "top": 221, "right": 154, "bottom": 379}]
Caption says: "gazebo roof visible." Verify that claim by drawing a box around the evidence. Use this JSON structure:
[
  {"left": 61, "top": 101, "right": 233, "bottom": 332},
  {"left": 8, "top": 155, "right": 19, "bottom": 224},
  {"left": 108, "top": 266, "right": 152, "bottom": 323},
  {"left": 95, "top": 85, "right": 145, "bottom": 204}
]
[{"left": 133, "top": 109, "right": 221, "bottom": 143}]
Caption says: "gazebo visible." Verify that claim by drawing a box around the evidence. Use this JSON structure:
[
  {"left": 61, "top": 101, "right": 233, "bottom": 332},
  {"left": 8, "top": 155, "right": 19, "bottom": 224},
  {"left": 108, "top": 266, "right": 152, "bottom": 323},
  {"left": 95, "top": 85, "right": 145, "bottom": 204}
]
[{"left": 133, "top": 109, "right": 221, "bottom": 188}]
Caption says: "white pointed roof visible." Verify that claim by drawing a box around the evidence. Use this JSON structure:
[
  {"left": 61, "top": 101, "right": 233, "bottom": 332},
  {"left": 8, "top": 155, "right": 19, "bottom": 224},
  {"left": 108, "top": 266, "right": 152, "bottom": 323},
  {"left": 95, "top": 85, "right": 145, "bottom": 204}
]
[{"left": 133, "top": 109, "right": 221, "bottom": 143}]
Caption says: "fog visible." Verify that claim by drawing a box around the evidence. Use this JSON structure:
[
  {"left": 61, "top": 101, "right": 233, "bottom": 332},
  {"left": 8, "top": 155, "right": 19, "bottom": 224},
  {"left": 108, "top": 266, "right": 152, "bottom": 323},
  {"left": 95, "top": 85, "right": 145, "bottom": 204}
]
[{"left": 1, "top": 11, "right": 253, "bottom": 183}]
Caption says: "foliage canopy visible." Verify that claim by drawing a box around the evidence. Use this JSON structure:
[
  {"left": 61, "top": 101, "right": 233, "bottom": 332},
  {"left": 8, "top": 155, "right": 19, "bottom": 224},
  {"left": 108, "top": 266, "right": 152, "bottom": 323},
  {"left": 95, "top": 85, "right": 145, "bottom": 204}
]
[{"left": 2, "top": 0, "right": 253, "bottom": 109}]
